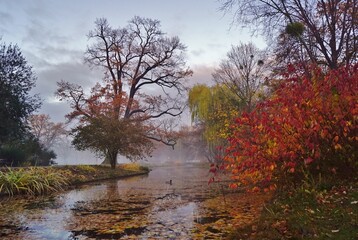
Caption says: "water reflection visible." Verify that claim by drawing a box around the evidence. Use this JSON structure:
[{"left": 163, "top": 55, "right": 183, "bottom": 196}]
[{"left": 0, "top": 165, "right": 270, "bottom": 239}]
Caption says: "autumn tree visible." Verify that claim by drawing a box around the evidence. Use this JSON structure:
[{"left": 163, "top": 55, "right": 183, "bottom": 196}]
[
  {"left": 222, "top": 64, "right": 357, "bottom": 190},
  {"left": 28, "top": 114, "right": 67, "bottom": 150},
  {"left": 57, "top": 17, "right": 192, "bottom": 168},
  {"left": 212, "top": 43, "right": 268, "bottom": 112},
  {"left": 220, "top": 0, "right": 357, "bottom": 69},
  {"left": 0, "top": 41, "right": 41, "bottom": 145}
]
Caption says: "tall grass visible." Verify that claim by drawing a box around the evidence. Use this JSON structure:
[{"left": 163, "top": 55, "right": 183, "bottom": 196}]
[
  {"left": 76, "top": 165, "right": 96, "bottom": 172},
  {"left": 0, "top": 167, "right": 68, "bottom": 196},
  {"left": 120, "top": 163, "right": 149, "bottom": 172}
]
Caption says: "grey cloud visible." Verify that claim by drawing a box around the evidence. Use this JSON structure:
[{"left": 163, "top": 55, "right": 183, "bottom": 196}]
[
  {"left": 0, "top": 12, "right": 13, "bottom": 36},
  {"left": 191, "top": 49, "right": 205, "bottom": 57},
  {"left": 27, "top": 56, "right": 102, "bottom": 124},
  {"left": 37, "top": 100, "right": 72, "bottom": 123},
  {"left": 20, "top": 1, "right": 86, "bottom": 64},
  {"left": 21, "top": 1, "right": 69, "bottom": 46},
  {"left": 189, "top": 64, "right": 215, "bottom": 86},
  {"left": 23, "top": 50, "right": 52, "bottom": 70},
  {"left": 34, "top": 60, "right": 102, "bottom": 99},
  {"left": 208, "top": 42, "right": 226, "bottom": 50},
  {"left": 0, "top": 11, "right": 12, "bottom": 25},
  {"left": 24, "top": 0, "right": 51, "bottom": 18},
  {"left": 37, "top": 46, "right": 84, "bottom": 66},
  {"left": 23, "top": 18, "right": 72, "bottom": 48}
]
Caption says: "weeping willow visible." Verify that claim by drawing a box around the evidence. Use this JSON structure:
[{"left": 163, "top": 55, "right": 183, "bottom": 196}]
[{"left": 188, "top": 84, "right": 243, "bottom": 151}]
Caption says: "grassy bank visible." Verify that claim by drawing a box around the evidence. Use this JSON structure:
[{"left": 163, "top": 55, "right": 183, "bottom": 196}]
[
  {"left": 228, "top": 181, "right": 358, "bottom": 239},
  {"left": 0, "top": 164, "right": 149, "bottom": 197}
]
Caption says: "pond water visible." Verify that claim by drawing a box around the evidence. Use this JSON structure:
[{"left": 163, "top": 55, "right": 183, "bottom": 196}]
[{"left": 0, "top": 165, "right": 269, "bottom": 239}]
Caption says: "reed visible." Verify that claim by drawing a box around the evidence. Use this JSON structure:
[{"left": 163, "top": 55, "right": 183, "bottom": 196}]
[{"left": 0, "top": 167, "right": 68, "bottom": 196}]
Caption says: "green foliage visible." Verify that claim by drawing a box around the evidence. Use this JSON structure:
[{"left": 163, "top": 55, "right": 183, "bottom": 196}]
[
  {"left": 76, "top": 165, "right": 97, "bottom": 173},
  {"left": 227, "top": 180, "right": 357, "bottom": 239},
  {"left": 189, "top": 84, "right": 241, "bottom": 143},
  {"left": 0, "top": 144, "right": 26, "bottom": 166},
  {"left": 72, "top": 117, "right": 153, "bottom": 167},
  {"left": 189, "top": 84, "right": 242, "bottom": 163},
  {"left": 188, "top": 84, "right": 212, "bottom": 123},
  {"left": 0, "top": 135, "right": 56, "bottom": 167},
  {"left": 0, "top": 41, "right": 51, "bottom": 168},
  {"left": 120, "top": 163, "right": 149, "bottom": 172},
  {"left": 0, "top": 41, "right": 41, "bottom": 144},
  {"left": 54, "top": 165, "right": 150, "bottom": 186},
  {"left": 0, "top": 164, "right": 149, "bottom": 197},
  {"left": 260, "top": 185, "right": 357, "bottom": 239},
  {"left": 0, "top": 167, "right": 68, "bottom": 196},
  {"left": 285, "top": 22, "right": 305, "bottom": 37}
]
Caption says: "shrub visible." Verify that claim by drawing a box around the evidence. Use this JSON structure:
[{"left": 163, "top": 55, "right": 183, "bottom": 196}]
[
  {"left": 0, "top": 136, "right": 56, "bottom": 167},
  {"left": 222, "top": 64, "right": 357, "bottom": 190}
]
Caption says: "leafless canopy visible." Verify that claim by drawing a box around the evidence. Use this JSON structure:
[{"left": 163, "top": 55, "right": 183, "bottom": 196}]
[
  {"left": 220, "top": 0, "right": 357, "bottom": 69},
  {"left": 212, "top": 43, "right": 268, "bottom": 112},
  {"left": 86, "top": 17, "right": 191, "bottom": 118},
  {"left": 28, "top": 114, "right": 67, "bottom": 150},
  {"left": 56, "top": 17, "right": 192, "bottom": 167}
]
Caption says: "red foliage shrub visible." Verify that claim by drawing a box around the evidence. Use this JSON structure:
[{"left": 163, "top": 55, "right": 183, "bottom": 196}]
[{"left": 223, "top": 65, "right": 357, "bottom": 190}]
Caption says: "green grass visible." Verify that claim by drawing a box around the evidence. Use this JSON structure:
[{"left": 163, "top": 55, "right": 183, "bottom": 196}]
[
  {"left": 228, "top": 181, "right": 358, "bottom": 239},
  {"left": 76, "top": 165, "right": 97, "bottom": 172},
  {"left": 56, "top": 164, "right": 150, "bottom": 185},
  {"left": 120, "top": 163, "right": 149, "bottom": 172},
  {"left": 0, "top": 167, "right": 68, "bottom": 196},
  {"left": 0, "top": 164, "right": 150, "bottom": 197}
]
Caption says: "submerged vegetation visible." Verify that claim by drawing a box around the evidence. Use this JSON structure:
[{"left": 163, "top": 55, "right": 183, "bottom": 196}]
[{"left": 0, "top": 164, "right": 149, "bottom": 197}]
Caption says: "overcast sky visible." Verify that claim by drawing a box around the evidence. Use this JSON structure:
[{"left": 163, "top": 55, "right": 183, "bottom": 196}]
[
  {"left": 1, "top": 0, "right": 265, "bottom": 122},
  {"left": 1, "top": 0, "right": 265, "bottom": 163}
]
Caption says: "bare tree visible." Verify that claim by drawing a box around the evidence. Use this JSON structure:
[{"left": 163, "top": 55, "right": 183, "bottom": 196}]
[
  {"left": 57, "top": 17, "right": 192, "bottom": 168},
  {"left": 212, "top": 43, "right": 268, "bottom": 112},
  {"left": 28, "top": 114, "right": 67, "bottom": 150},
  {"left": 220, "top": 0, "right": 357, "bottom": 69}
]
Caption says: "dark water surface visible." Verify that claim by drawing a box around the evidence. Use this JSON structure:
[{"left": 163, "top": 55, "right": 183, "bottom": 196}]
[{"left": 0, "top": 165, "right": 267, "bottom": 239}]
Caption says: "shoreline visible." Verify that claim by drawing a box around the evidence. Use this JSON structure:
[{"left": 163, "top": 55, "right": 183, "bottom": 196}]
[{"left": 0, "top": 164, "right": 150, "bottom": 199}]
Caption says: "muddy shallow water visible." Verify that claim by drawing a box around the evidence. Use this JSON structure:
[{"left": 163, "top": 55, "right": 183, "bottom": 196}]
[{"left": 0, "top": 165, "right": 269, "bottom": 239}]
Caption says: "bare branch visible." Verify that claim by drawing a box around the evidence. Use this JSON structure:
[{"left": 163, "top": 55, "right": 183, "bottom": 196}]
[
  {"left": 220, "top": 0, "right": 358, "bottom": 69},
  {"left": 57, "top": 16, "right": 191, "bottom": 167}
]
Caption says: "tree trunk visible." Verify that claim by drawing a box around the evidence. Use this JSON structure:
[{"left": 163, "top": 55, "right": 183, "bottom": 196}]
[{"left": 103, "top": 149, "right": 118, "bottom": 169}]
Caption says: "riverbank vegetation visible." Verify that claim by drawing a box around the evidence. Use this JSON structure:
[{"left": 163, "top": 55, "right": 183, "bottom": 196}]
[
  {"left": 227, "top": 179, "right": 358, "bottom": 239},
  {"left": 0, "top": 167, "right": 68, "bottom": 196},
  {"left": 190, "top": 0, "right": 358, "bottom": 238},
  {"left": 1, "top": 0, "right": 357, "bottom": 238},
  {"left": 0, "top": 164, "right": 149, "bottom": 197},
  {"left": 194, "top": 64, "right": 358, "bottom": 239},
  {"left": 56, "top": 17, "right": 192, "bottom": 169}
]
